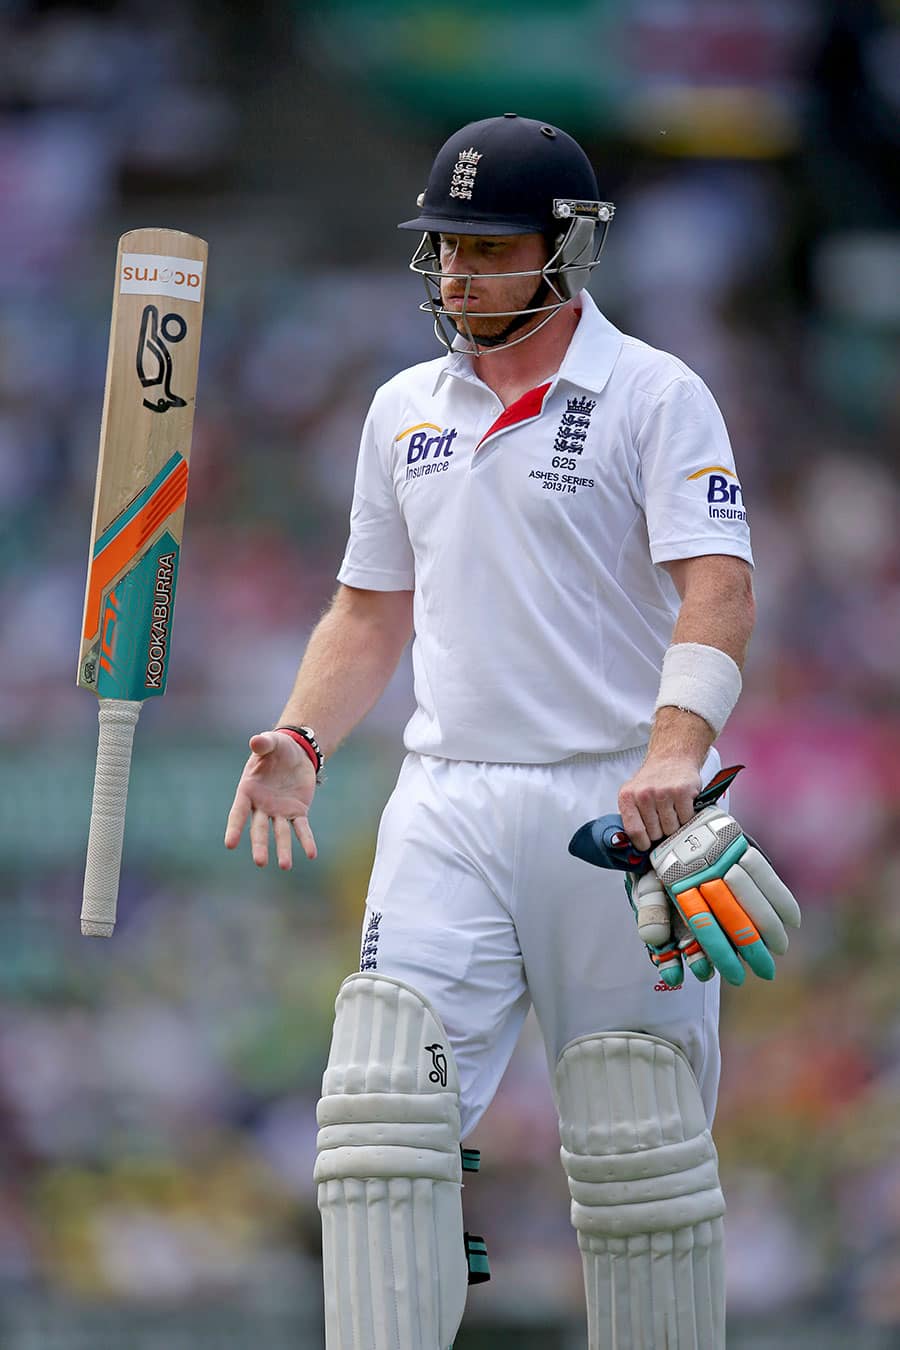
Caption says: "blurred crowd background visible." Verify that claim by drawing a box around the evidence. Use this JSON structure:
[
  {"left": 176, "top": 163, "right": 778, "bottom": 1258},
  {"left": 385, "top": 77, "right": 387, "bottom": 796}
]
[{"left": 1, "top": 0, "right": 899, "bottom": 1345}]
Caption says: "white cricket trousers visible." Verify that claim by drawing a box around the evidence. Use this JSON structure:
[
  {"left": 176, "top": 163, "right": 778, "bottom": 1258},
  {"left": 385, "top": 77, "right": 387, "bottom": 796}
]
[{"left": 358, "top": 745, "right": 722, "bottom": 1139}]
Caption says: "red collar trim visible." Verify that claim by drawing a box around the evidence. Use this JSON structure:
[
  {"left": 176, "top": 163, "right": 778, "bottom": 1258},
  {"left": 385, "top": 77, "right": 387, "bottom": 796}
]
[{"left": 475, "top": 381, "right": 552, "bottom": 451}]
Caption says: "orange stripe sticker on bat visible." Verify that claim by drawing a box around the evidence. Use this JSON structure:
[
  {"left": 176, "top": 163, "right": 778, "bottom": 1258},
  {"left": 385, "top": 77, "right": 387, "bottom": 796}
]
[
  {"left": 83, "top": 459, "right": 188, "bottom": 641},
  {"left": 699, "top": 879, "right": 762, "bottom": 946}
]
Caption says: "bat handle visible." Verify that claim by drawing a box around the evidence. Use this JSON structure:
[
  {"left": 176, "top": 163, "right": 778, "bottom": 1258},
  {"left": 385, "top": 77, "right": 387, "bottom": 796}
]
[{"left": 81, "top": 699, "right": 142, "bottom": 937}]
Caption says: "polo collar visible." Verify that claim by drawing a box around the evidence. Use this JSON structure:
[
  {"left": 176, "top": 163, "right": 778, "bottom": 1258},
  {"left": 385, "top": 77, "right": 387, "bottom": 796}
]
[{"left": 431, "top": 291, "right": 623, "bottom": 398}]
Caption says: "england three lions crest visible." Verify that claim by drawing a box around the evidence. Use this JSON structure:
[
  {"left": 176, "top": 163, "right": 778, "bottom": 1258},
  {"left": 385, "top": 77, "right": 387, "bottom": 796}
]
[
  {"left": 450, "top": 147, "right": 482, "bottom": 200},
  {"left": 554, "top": 395, "right": 596, "bottom": 457}
]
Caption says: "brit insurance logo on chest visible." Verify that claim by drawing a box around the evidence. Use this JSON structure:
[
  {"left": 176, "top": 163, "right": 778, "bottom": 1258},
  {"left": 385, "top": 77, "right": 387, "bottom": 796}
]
[{"left": 396, "top": 421, "right": 459, "bottom": 482}]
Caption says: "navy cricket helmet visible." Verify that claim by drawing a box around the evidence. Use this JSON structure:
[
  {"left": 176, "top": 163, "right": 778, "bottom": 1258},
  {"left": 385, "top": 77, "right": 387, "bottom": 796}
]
[
  {"left": 399, "top": 113, "right": 603, "bottom": 236},
  {"left": 397, "top": 113, "right": 615, "bottom": 352}
]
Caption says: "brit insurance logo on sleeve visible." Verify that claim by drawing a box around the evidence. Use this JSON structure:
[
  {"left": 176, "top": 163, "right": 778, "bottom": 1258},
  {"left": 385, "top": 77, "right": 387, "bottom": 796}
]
[{"left": 688, "top": 466, "right": 747, "bottom": 521}]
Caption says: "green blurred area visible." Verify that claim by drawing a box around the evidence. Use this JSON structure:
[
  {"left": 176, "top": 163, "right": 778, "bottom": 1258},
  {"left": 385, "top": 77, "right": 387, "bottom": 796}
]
[{"left": 308, "top": 0, "right": 625, "bottom": 134}]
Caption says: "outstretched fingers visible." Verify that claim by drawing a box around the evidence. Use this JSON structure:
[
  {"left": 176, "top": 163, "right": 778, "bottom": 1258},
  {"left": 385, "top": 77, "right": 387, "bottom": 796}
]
[
  {"left": 250, "top": 807, "right": 271, "bottom": 868},
  {"left": 292, "top": 813, "right": 317, "bottom": 861},
  {"left": 224, "top": 790, "right": 251, "bottom": 850},
  {"left": 273, "top": 815, "right": 294, "bottom": 870},
  {"left": 236, "top": 810, "right": 317, "bottom": 869}
]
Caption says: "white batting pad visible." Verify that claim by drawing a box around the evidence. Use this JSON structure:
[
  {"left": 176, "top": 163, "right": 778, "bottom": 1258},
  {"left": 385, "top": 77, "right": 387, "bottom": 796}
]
[
  {"left": 315, "top": 973, "right": 468, "bottom": 1350},
  {"left": 556, "top": 1032, "right": 726, "bottom": 1349}
]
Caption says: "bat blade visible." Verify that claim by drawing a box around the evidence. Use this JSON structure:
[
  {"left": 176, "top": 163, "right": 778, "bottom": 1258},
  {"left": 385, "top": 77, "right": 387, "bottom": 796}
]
[{"left": 79, "top": 228, "right": 207, "bottom": 937}]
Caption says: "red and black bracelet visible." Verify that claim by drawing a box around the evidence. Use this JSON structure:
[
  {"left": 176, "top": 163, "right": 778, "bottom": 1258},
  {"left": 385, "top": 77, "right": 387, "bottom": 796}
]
[{"left": 275, "top": 725, "right": 325, "bottom": 783}]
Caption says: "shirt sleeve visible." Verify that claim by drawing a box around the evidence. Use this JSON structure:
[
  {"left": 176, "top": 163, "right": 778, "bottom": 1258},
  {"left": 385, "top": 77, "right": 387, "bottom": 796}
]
[
  {"left": 636, "top": 375, "right": 754, "bottom": 567},
  {"left": 337, "top": 393, "right": 416, "bottom": 590}
]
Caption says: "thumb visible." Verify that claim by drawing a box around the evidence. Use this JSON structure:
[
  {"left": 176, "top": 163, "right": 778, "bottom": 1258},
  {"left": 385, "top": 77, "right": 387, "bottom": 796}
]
[{"left": 249, "top": 731, "right": 280, "bottom": 756}]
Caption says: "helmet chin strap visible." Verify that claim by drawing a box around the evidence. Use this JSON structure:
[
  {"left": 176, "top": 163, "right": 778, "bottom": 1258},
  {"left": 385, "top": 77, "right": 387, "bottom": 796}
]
[{"left": 460, "top": 276, "right": 555, "bottom": 350}]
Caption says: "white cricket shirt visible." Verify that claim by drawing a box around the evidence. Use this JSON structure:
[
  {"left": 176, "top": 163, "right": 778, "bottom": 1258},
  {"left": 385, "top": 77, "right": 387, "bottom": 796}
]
[{"left": 337, "top": 292, "right": 753, "bottom": 762}]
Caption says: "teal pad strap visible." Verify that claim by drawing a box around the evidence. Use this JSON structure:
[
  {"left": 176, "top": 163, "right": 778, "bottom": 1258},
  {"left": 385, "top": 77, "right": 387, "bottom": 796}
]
[{"left": 464, "top": 1232, "right": 490, "bottom": 1284}]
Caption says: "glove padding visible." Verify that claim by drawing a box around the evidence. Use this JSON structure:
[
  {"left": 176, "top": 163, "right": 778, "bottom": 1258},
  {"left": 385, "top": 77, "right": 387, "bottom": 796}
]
[
  {"left": 625, "top": 870, "right": 715, "bottom": 988},
  {"left": 647, "top": 804, "right": 801, "bottom": 987}
]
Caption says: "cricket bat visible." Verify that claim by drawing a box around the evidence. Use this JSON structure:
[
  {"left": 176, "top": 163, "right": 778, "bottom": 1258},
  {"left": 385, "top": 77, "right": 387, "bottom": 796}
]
[{"left": 78, "top": 228, "right": 208, "bottom": 937}]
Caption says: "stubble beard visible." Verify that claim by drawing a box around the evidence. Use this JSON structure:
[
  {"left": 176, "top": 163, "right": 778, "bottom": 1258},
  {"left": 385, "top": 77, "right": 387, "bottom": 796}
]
[{"left": 441, "top": 278, "right": 546, "bottom": 342}]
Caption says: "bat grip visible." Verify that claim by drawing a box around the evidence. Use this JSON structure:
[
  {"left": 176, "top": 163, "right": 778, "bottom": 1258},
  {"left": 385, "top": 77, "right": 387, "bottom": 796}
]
[{"left": 81, "top": 699, "right": 142, "bottom": 937}]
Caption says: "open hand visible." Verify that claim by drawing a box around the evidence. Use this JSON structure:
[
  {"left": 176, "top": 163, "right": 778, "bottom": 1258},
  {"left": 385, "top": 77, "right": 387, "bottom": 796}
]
[{"left": 224, "top": 731, "right": 318, "bottom": 869}]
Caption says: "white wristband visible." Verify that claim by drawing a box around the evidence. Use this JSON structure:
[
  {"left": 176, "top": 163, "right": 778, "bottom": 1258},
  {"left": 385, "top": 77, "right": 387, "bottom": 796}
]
[{"left": 654, "top": 642, "right": 742, "bottom": 738}]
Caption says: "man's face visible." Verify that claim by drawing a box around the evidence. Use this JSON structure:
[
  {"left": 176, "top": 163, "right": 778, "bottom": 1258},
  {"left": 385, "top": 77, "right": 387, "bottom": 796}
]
[{"left": 438, "top": 232, "right": 549, "bottom": 341}]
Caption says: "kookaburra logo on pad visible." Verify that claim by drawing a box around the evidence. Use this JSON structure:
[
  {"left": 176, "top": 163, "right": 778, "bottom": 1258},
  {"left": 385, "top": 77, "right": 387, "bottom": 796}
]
[
  {"left": 450, "top": 148, "right": 482, "bottom": 200},
  {"left": 425, "top": 1043, "right": 448, "bottom": 1087}
]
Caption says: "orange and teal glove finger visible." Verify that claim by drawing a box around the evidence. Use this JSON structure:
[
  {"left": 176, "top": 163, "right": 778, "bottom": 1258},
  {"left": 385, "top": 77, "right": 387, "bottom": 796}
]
[
  {"left": 671, "top": 910, "right": 715, "bottom": 983},
  {"left": 648, "top": 931, "right": 714, "bottom": 988},
  {"left": 670, "top": 875, "right": 767, "bottom": 985}
]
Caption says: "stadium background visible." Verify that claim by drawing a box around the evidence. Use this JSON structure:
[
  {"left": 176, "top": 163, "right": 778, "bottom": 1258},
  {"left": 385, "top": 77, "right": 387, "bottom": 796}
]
[{"left": 1, "top": 0, "right": 898, "bottom": 1345}]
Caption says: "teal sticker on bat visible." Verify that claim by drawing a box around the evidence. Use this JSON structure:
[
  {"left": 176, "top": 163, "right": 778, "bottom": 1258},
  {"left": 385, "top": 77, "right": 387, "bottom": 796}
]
[{"left": 94, "top": 531, "right": 180, "bottom": 700}]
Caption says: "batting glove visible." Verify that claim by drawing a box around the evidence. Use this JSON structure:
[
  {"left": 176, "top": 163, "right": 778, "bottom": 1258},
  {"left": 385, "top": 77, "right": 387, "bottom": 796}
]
[
  {"left": 568, "top": 766, "right": 801, "bottom": 989},
  {"left": 649, "top": 805, "right": 801, "bottom": 987}
]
